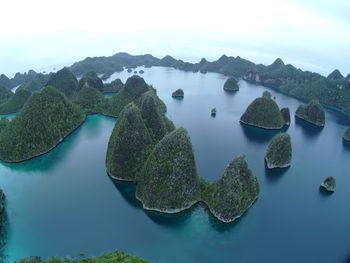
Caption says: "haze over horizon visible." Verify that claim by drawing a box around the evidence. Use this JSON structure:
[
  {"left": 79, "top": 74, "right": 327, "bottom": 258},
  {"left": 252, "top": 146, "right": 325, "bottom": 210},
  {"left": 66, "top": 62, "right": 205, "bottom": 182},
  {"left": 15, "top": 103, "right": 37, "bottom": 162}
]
[{"left": 0, "top": 0, "right": 349, "bottom": 77}]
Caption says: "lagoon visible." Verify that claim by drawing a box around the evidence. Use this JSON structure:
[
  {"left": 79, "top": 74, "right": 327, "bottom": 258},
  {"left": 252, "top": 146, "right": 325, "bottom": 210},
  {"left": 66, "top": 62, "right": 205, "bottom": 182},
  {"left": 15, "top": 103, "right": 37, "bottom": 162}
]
[{"left": 1, "top": 66, "right": 350, "bottom": 263}]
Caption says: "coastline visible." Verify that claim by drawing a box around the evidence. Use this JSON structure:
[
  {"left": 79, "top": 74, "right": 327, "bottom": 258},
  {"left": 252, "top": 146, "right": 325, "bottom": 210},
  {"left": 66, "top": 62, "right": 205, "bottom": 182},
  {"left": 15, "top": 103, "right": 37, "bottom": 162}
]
[
  {"left": 239, "top": 119, "right": 285, "bottom": 130},
  {"left": 264, "top": 157, "right": 291, "bottom": 169},
  {"left": 294, "top": 114, "right": 325, "bottom": 127}
]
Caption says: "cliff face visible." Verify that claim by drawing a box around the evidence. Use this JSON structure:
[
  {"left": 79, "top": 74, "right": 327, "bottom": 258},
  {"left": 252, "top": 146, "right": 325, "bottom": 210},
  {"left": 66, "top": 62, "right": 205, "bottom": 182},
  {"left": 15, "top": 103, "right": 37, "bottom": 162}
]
[
  {"left": 295, "top": 100, "right": 325, "bottom": 127},
  {"left": 106, "top": 103, "right": 153, "bottom": 181},
  {"left": 202, "top": 155, "right": 259, "bottom": 223},
  {"left": 136, "top": 128, "right": 201, "bottom": 212},
  {"left": 265, "top": 133, "right": 292, "bottom": 169},
  {"left": 240, "top": 92, "right": 285, "bottom": 129}
]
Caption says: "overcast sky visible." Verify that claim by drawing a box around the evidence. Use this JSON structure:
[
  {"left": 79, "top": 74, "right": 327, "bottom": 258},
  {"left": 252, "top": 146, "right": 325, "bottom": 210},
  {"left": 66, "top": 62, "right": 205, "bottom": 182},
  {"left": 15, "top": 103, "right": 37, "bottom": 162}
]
[{"left": 0, "top": 0, "right": 349, "bottom": 76}]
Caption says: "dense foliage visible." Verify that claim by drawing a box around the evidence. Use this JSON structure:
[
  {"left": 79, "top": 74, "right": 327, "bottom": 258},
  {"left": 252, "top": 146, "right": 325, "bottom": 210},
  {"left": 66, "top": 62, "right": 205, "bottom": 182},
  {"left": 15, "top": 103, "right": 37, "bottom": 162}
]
[
  {"left": 103, "top": 79, "right": 123, "bottom": 93},
  {"left": 0, "top": 89, "right": 31, "bottom": 114},
  {"left": 280, "top": 107, "right": 291, "bottom": 125},
  {"left": 172, "top": 89, "right": 184, "bottom": 97},
  {"left": 240, "top": 92, "right": 285, "bottom": 129},
  {"left": 106, "top": 103, "right": 153, "bottom": 181},
  {"left": 78, "top": 72, "right": 104, "bottom": 92},
  {"left": 0, "top": 86, "right": 85, "bottom": 162},
  {"left": 18, "top": 73, "right": 51, "bottom": 93},
  {"left": 73, "top": 87, "right": 104, "bottom": 114},
  {"left": 265, "top": 133, "right": 292, "bottom": 168},
  {"left": 0, "top": 85, "right": 14, "bottom": 104},
  {"left": 223, "top": 77, "right": 239, "bottom": 91},
  {"left": 46, "top": 67, "right": 79, "bottom": 97},
  {"left": 320, "top": 176, "right": 336, "bottom": 192},
  {"left": 295, "top": 100, "right": 325, "bottom": 126},
  {"left": 202, "top": 155, "right": 259, "bottom": 223},
  {"left": 0, "top": 74, "right": 12, "bottom": 89},
  {"left": 136, "top": 128, "right": 201, "bottom": 211},
  {"left": 15, "top": 250, "right": 151, "bottom": 263}
]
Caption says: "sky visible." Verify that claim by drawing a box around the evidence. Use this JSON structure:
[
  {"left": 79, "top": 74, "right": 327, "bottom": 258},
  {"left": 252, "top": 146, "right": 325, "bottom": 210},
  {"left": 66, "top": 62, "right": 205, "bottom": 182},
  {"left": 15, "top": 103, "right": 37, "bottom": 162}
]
[{"left": 0, "top": 0, "right": 349, "bottom": 77}]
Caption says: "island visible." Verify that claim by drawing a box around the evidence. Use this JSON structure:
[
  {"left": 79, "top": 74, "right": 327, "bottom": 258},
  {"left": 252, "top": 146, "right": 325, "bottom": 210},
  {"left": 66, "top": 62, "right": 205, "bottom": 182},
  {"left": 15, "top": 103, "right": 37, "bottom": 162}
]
[
  {"left": 240, "top": 91, "right": 287, "bottom": 129},
  {"left": 223, "top": 77, "right": 239, "bottom": 91},
  {"left": 295, "top": 100, "right": 325, "bottom": 127},
  {"left": 202, "top": 155, "right": 259, "bottom": 223},
  {"left": 0, "top": 86, "right": 85, "bottom": 162},
  {"left": 139, "top": 70, "right": 144, "bottom": 74},
  {"left": 343, "top": 126, "right": 350, "bottom": 142},
  {"left": 320, "top": 176, "right": 336, "bottom": 192},
  {"left": 211, "top": 108, "right": 217, "bottom": 116},
  {"left": 265, "top": 133, "right": 292, "bottom": 168},
  {"left": 46, "top": 67, "right": 79, "bottom": 97},
  {"left": 78, "top": 71, "right": 104, "bottom": 92},
  {"left": 127, "top": 68, "right": 132, "bottom": 73},
  {"left": 136, "top": 128, "right": 201, "bottom": 212},
  {"left": 172, "top": 89, "right": 184, "bottom": 98}
]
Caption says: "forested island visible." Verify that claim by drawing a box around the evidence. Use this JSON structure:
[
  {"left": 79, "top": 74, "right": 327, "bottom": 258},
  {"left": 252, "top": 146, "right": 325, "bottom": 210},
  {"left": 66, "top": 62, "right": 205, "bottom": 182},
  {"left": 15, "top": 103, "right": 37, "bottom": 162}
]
[
  {"left": 223, "top": 77, "right": 239, "bottom": 91},
  {"left": 265, "top": 133, "right": 292, "bottom": 168},
  {"left": 240, "top": 91, "right": 289, "bottom": 129},
  {"left": 295, "top": 100, "right": 325, "bottom": 126}
]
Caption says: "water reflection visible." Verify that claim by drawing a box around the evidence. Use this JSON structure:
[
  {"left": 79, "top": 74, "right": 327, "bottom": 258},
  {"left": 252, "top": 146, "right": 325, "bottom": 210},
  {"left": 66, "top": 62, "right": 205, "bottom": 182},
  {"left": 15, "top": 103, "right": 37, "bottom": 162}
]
[
  {"left": 294, "top": 117, "right": 323, "bottom": 139},
  {"left": 240, "top": 123, "right": 281, "bottom": 143},
  {"left": 264, "top": 164, "right": 289, "bottom": 184}
]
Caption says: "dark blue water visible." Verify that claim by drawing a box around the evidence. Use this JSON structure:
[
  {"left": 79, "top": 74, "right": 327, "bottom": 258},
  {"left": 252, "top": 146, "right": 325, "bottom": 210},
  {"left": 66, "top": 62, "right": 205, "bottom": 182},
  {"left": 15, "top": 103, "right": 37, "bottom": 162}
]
[{"left": 1, "top": 67, "right": 350, "bottom": 263}]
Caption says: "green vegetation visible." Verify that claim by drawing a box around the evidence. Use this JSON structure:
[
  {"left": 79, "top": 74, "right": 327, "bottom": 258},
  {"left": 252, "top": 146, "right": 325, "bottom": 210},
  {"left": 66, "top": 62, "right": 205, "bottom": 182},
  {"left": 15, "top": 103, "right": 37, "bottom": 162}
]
[
  {"left": 0, "top": 118, "right": 10, "bottom": 133},
  {"left": 15, "top": 250, "right": 151, "bottom": 263},
  {"left": 46, "top": 67, "right": 79, "bottom": 97},
  {"left": 202, "top": 155, "right": 259, "bottom": 223},
  {"left": 265, "top": 133, "right": 292, "bottom": 168},
  {"left": 136, "top": 128, "right": 201, "bottom": 212},
  {"left": 103, "top": 79, "right": 123, "bottom": 93},
  {"left": 78, "top": 72, "right": 104, "bottom": 92},
  {"left": 73, "top": 87, "right": 104, "bottom": 114},
  {"left": 223, "top": 77, "right": 239, "bottom": 91},
  {"left": 0, "top": 86, "right": 85, "bottom": 162},
  {"left": 240, "top": 91, "right": 285, "bottom": 129},
  {"left": 0, "top": 85, "right": 14, "bottom": 104},
  {"left": 139, "top": 70, "right": 144, "bottom": 74},
  {"left": 295, "top": 100, "right": 325, "bottom": 126},
  {"left": 0, "top": 74, "right": 12, "bottom": 89},
  {"left": 17, "top": 73, "right": 50, "bottom": 92},
  {"left": 172, "top": 89, "right": 184, "bottom": 98},
  {"left": 0, "top": 89, "right": 31, "bottom": 114},
  {"left": 343, "top": 126, "right": 350, "bottom": 142},
  {"left": 320, "top": 176, "right": 336, "bottom": 192},
  {"left": 106, "top": 103, "right": 153, "bottom": 181},
  {"left": 280, "top": 107, "right": 291, "bottom": 125},
  {"left": 70, "top": 57, "right": 123, "bottom": 77},
  {"left": 102, "top": 75, "right": 149, "bottom": 117}
]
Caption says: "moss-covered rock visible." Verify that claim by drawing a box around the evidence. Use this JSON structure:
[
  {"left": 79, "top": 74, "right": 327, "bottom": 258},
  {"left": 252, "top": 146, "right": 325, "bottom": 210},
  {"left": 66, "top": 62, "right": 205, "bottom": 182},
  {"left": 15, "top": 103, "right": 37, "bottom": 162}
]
[
  {"left": 172, "top": 89, "right": 184, "bottom": 98},
  {"left": 106, "top": 103, "right": 152, "bottom": 181},
  {"left": 281, "top": 107, "right": 291, "bottom": 125},
  {"left": 202, "top": 155, "right": 259, "bottom": 223},
  {"left": 78, "top": 71, "right": 104, "bottom": 92},
  {"left": 223, "top": 77, "right": 239, "bottom": 91},
  {"left": 0, "top": 89, "right": 31, "bottom": 114},
  {"left": 136, "top": 128, "right": 201, "bottom": 212},
  {"left": 0, "top": 86, "right": 85, "bottom": 162},
  {"left": 240, "top": 92, "right": 285, "bottom": 129},
  {"left": 295, "top": 100, "right": 325, "bottom": 126},
  {"left": 46, "top": 67, "right": 79, "bottom": 97},
  {"left": 265, "top": 133, "right": 292, "bottom": 168},
  {"left": 73, "top": 87, "right": 104, "bottom": 114},
  {"left": 343, "top": 126, "right": 350, "bottom": 142},
  {"left": 320, "top": 176, "right": 336, "bottom": 192}
]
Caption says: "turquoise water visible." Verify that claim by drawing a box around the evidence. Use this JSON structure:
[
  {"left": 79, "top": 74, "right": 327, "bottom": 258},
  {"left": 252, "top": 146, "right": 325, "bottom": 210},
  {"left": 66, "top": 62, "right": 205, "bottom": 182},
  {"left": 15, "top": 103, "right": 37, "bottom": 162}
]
[{"left": 1, "top": 67, "right": 350, "bottom": 263}]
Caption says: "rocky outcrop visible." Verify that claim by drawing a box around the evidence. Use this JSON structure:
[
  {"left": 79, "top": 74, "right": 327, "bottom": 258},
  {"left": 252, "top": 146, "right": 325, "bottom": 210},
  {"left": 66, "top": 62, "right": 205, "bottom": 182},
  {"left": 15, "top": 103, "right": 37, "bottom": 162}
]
[
  {"left": 240, "top": 91, "right": 286, "bottom": 129},
  {"left": 320, "top": 177, "right": 336, "bottom": 192},
  {"left": 281, "top": 107, "right": 291, "bottom": 125},
  {"left": 295, "top": 100, "right": 325, "bottom": 127},
  {"left": 172, "top": 89, "right": 184, "bottom": 98},
  {"left": 265, "top": 133, "right": 292, "bottom": 168},
  {"left": 223, "top": 77, "right": 239, "bottom": 91},
  {"left": 202, "top": 155, "right": 259, "bottom": 223},
  {"left": 136, "top": 128, "right": 201, "bottom": 212}
]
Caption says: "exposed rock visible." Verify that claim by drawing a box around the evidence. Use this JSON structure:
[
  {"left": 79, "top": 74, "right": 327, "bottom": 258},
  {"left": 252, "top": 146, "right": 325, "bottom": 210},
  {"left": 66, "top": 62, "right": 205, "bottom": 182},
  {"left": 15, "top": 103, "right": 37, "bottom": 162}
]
[
  {"left": 172, "top": 89, "right": 184, "bottom": 98},
  {"left": 202, "top": 155, "right": 259, "bottom": 223},
  {"left": 240, "top": 91, "right": 285, "bottom": 129},
  {"left": 281, "top": 107, "right": 291, "bottom": 125},
  {"left": 320, "top": 176, "right": 336, "bottom": 192},
  {"left": 295, "top": 100, "right": 325, "bottom": 127},
  {"left": 265, "top": 133, "right": 292, "bottom": 168},
  {"left": 223, "top": 77, "right": 239, "bottom": 91},
  {"left": 136, "top": 128, "right": 201, "bottom": 212}
]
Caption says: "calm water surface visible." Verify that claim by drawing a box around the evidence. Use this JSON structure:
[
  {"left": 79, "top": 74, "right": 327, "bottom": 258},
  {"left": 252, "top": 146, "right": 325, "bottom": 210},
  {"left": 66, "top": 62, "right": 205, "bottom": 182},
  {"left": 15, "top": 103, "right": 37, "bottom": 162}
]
[{"left": 1, "top": 67, "right": 350, "bottom": 263}]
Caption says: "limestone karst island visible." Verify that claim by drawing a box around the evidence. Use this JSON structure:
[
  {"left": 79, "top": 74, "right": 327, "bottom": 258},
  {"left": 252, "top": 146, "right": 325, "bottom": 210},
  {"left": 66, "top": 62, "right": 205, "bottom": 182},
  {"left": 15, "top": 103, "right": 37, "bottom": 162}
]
[{"left": 0, "top": 1, "right": 349, "bottom": 263}]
